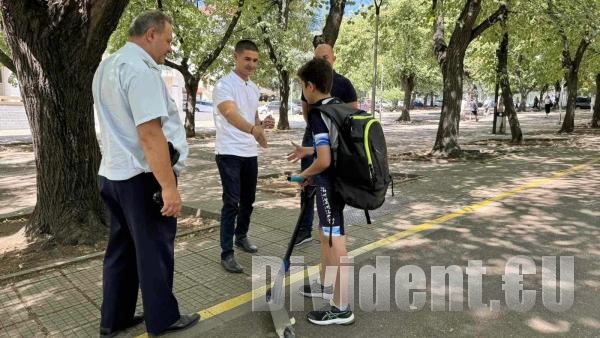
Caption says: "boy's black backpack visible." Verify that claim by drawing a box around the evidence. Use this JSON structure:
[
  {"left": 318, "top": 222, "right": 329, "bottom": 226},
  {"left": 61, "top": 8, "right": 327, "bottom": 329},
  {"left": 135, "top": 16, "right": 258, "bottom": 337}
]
[{"left": 314, "top": 103, "right": 392, "bottom": 220}]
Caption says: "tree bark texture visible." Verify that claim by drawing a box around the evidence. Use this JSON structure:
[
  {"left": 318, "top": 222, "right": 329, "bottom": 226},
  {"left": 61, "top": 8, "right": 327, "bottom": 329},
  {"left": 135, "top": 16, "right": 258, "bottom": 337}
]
[
  {"left": 433, "top": 50, "right": 465, "bottom": 157},
  {"left": 497, "top": 32, "right": 522, "bottom": 143},
  {"left": 431, "top": 0, "right": 507, "bottom": 157},
  {"left": 313, "top": 0, "right": 346, "bottom": 47},
  {"left": 184, "top": 79, "right": 199, "bottom": 137},
  {"left": 397, "top": 73, "right": 414, "bottom": 122},
  {"left": 165, "top": 58, "right": 198, "bottom": 138},
  {"left": 591, "top": 73, "right": 600, "bottom": 128},
  {"left": 261, "top": 1, "right": 291, "bottom": 130},
  {"left": 0, "top": 0, "right": 129, "bottom": 244},
  {"left": 559, "top": 37, "right": 590, "bottom": 133},
  {"left": 277, "top": 70, "right": 290, "bottom": 129},
  {"left": 261, "top": 35, "right": 290, "bottom": 129},
  {"left": 164, "top": 0, "right": 244, "bottom": 138}
]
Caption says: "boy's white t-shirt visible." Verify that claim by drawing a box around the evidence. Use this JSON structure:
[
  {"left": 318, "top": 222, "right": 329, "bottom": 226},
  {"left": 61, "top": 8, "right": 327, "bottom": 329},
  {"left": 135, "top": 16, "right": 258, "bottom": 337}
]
[{"left": 212, "top": 71, "right": 260, "bottom": 157}]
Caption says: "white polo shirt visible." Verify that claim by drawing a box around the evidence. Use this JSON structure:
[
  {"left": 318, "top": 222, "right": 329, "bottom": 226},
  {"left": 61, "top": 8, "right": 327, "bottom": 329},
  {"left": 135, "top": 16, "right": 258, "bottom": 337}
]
[
  {"left": 212, "top": 71, "right": 260, "bottom": 157},
  {"left": 92, "top": 42, "right": 188, "bottom": 180}
]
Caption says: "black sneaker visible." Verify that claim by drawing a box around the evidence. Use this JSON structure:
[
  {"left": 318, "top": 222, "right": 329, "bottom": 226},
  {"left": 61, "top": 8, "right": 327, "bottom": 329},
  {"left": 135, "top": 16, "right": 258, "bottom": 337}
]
[
  {"left": 294, "top": 231, "right": 312, "bottom": 246},
  {"left": 299, "top": 281, "right": 333, "bottom": 299},
  {"left": 307, "top": 305, "right": 355, "bottom": 325}
]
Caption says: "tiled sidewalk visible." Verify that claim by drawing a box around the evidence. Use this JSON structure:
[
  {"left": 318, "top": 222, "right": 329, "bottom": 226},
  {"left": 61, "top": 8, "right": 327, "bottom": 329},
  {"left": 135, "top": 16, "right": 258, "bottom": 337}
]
[{"left": 1, "top": 109, "right": 597, "bottom": 337}]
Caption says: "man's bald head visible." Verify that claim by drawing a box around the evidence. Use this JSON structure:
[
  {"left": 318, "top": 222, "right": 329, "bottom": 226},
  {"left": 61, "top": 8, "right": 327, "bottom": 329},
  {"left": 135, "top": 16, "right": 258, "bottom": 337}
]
[{"left": 314, "top": 44, "right": 336, "bottom": 66}]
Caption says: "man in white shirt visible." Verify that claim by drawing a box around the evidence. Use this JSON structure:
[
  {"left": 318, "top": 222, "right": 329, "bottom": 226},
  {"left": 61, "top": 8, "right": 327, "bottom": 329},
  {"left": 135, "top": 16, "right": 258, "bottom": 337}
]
[
  {"left": 213, "top": 39, "right": 269, "bottom": 273},
  {"left": 93, "top": 10, "right": 198, "bottom": 337}
]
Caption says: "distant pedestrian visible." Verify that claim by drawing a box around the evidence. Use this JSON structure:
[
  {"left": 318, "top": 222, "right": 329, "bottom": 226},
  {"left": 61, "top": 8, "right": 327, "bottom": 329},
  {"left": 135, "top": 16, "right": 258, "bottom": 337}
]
[
  {"left": 544, "top": 94, "right": 552, "bottom": 118},
  {"left": 497, "top": 96, "right": 506, "bottom": 134},
  {"left": 469, "top": 99, "right": 478, "bottom": 122},
  {"left": 483, "top": 98, "right": 493, "bottom": 116},
  {"left": 533, "top": 96, "right": 539, "bottom": 110}
]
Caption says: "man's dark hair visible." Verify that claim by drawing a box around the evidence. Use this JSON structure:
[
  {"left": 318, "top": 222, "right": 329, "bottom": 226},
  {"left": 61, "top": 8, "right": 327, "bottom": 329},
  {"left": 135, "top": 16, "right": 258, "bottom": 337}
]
[
  {"left": 297, "top": 58, "right": 333, "bottom": 94},
  {"left": 128, "top": 10, "right": 172, "bottom": 37},
  {"left": 235, "top": 39, "right": 259, "bottom": 53}
]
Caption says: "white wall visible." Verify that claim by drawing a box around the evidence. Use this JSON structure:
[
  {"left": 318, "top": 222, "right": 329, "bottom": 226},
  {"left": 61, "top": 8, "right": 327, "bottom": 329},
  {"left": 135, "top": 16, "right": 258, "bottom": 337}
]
[{"left": 0, "top": 67, "right": 21, "bottom": 97}]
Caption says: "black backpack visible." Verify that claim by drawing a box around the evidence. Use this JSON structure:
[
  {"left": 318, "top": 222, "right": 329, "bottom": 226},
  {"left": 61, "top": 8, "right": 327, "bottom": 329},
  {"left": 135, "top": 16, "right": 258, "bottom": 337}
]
[{"left": 314, "top": 103, "right": 393, "bottom": 222}]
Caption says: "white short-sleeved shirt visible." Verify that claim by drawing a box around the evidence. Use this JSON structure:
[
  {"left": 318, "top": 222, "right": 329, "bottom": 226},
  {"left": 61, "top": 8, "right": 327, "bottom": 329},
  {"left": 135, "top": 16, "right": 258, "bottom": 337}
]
[
  {"left": 212, "top": 71, "right": 260, "bottom": 157},
  {"left": 92, "top": 42, "right": 188, "bottom": 180}
]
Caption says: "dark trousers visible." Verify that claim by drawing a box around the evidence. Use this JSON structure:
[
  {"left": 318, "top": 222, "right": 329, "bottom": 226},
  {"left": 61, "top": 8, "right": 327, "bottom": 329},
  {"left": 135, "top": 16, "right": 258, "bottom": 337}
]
[
  {"left": 545, "top": 103, "right": 552, "bottom": 114},
  {"left": 99, "top": 173, "right": 179, "bottom": 335},
  {"left": 216, "top": 154, "right": 258, "bottom": 260},
  {"left": 299, "top": 127, "right": 315, "bottom": 233}
]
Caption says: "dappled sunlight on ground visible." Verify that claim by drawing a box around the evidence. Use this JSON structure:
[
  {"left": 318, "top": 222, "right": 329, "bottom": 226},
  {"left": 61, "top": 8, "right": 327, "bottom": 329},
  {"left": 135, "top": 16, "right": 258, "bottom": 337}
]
[
  {"left": 0, "top": 226, "right": 30, "bottom": 254},
  {"left": 527, "top": 317, "right": 571, "bottom": 334}
]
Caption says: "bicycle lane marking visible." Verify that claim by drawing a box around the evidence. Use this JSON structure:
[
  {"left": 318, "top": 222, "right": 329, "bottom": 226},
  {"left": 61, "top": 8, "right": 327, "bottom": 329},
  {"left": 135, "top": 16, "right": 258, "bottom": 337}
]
[{"left": 135, "top": 156, "right": 600, "bottom": 338}]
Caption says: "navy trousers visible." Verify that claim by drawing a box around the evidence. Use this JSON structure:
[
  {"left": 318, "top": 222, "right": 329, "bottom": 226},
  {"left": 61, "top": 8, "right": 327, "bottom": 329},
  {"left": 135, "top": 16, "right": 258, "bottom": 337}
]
[
  {"left": 99, "top": 173, "right": 180, "bottom": 335},
  {"left": 215, "top": 154, "right": 258, "bottom": 260},
  {"left": 299, "top": 127, "right": 315, "bottom": 233}
]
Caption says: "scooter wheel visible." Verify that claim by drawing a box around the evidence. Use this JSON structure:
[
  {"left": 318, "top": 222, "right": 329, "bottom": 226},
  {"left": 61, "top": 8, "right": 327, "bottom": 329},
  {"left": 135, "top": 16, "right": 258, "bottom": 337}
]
[{"left": 283, "top": 326, "right": 295, "bottom": 338}]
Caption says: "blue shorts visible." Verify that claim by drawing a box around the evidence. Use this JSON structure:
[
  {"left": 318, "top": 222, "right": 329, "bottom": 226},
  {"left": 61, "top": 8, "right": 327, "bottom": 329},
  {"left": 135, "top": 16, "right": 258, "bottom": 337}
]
[{"left": 314, "top": 182, "right": 345, "bottom": 237}]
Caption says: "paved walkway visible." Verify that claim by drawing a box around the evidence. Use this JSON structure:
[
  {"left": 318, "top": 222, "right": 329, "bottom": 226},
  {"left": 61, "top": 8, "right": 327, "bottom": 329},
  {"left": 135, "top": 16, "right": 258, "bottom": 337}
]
[{"left": 1, "top": 109, "right": 599, "bottom": 337}]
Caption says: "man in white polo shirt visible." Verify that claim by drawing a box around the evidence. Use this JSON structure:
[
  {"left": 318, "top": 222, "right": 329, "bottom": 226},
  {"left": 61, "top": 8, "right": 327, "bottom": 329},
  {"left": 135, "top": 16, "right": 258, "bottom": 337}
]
[
  {"left": 213, "top": 39, "right": 269, "bottom": 273},
  {"left": 93, "top": 10, "right": 198, "bottom": 337}
]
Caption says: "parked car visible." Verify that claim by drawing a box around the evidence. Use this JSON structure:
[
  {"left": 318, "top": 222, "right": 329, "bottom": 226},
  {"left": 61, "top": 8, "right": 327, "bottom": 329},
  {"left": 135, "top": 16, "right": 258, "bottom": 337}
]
[
  {"left": 194, "top": 100, "right": 214, "bottom": 113},
  {"left": 432, "top": 99, "right": 444, "bottom": 107},
  {"left": 259, "top": 100, "right": 301, "bottom": 116},
  {"left": 575, "top": 96, "right": 591, "bottom": 109},
  {"left": 259, "top": 101, "right": 281, "bottom": 117}
]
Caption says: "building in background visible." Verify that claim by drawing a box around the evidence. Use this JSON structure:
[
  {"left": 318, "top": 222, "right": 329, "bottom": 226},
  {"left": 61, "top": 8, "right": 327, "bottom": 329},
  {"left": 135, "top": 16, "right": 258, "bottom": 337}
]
[{"left": 0, "top": 66, "right": 20, "bottom": 97}]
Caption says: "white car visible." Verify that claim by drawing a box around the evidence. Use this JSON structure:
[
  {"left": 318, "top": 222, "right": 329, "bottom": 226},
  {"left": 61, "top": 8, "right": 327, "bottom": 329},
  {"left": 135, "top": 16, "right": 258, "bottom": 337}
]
[
  {"left": 258, "top": 101, "right": 301, "bottom": 117},
  {"left": 258, "top": 101, "right": 280, "bottom": 117},
  {"left": 195, "top": 100, "right": 214, "bottom": 113}
]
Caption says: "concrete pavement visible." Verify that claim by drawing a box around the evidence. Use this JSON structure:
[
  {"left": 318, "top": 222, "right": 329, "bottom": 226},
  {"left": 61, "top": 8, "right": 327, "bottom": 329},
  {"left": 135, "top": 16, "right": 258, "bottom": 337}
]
[{"left": 1, "top": 108, "right": 599, "bottom": 337}]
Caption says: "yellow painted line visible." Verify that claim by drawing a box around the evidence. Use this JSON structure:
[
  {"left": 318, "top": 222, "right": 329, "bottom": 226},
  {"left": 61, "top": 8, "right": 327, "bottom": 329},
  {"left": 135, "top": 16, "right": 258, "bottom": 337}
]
[{"left": 135, "top": 156, "right": 600, "bottom": 337}]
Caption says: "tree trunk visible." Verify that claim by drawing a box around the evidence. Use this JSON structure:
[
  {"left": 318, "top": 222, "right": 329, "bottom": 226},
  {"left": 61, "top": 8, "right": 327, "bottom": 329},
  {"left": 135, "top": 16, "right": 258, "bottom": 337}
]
[
  {"left": 497, "top": 32, "right": 522, "bottom": 143},
  {"left": 540, "top": 84, "right": 548, "bottom": 102},
  {"left": 163, "top": 0, "right": 244, "bottom": 138},
  {"left": 519, "top": 91, "right": 527, "bottom": 112},
  {"left": 431, "top": 1, "right": 507, "bottom": 157},
  {"left": 0, "top": 0, "right": 129, "bottom": 244},
  {"left": 165, "top": 58, "right": 199, "bottom": 138},
  {"left": 313, "top": 0, "right": 347, "bottom": 47},
  {"left": 277, "top": 70, "right": 290, "bottom": 130},
  {"left": 430, "top": 92, "right": 434, "bottom": 106},
  {"left": 397, "top": 73, "right": 414, "bottom": 121},
  {"left": 560, "top": 70, "right": 578, "bottom": 133},
  {"left": 591, "top": 73, "right": 600, "bottom": 128},
  {"left": 558, "top": 36, "right": 590, "bottom": 133},
  {"left": 432, "top": 52, "right": 464, "bottom": 157},
  {"left": 492, "top": 77, "right": 499, "bottom": 134},
  {"left": 184, "top": 78, "right": 199, "bottom": 138},
  {"left": 554, "top": 80, "right": 561, "bottom": 109}
]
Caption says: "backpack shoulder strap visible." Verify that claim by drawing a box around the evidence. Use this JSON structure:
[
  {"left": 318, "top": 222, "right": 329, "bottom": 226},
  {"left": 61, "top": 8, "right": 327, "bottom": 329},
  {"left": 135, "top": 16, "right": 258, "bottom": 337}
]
[{"left": 313, "top": 103, "right": 364, "bottom": 129}]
